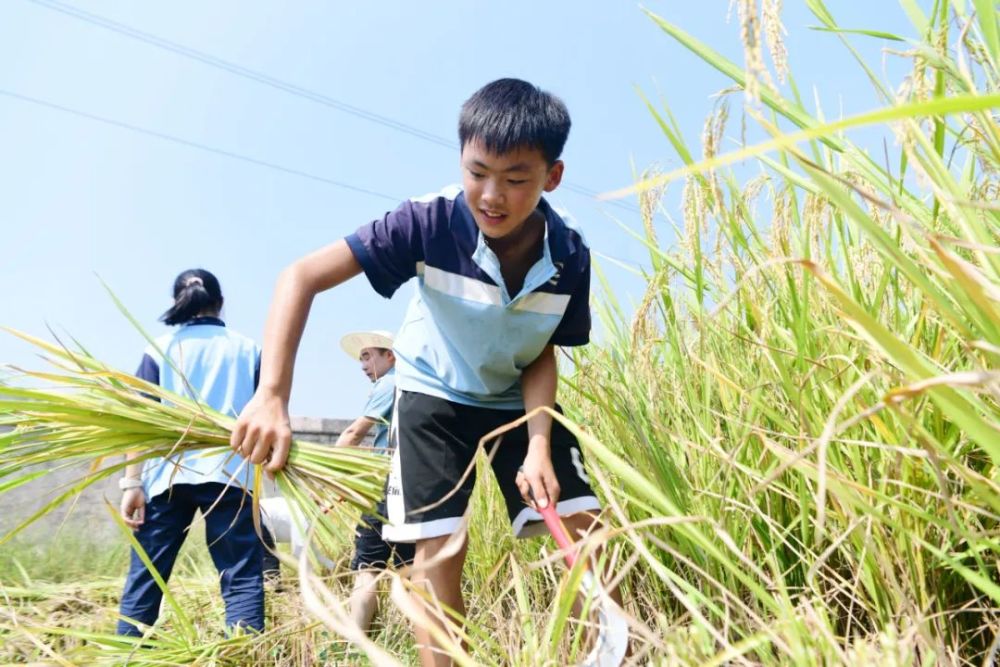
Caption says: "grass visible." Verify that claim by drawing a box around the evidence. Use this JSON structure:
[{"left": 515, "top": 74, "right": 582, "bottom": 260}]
[
  {"left": 559, "top": 0, "right": 1000, "bottom": 663},
  {"left": 0, "top": 481, "right": 601, "bottom": 666}
]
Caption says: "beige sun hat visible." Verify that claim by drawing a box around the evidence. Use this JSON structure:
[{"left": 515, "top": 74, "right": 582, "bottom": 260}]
[{"left": 339, "top": 330, "right": 395, "bottom": 360}]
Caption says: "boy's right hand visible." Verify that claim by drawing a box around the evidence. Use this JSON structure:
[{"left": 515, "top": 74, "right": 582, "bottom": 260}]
[{"left": 230, "top": 391, "right": 293, "bottom": 473}]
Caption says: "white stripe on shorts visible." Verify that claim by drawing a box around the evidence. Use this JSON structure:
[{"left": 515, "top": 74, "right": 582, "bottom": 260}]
[
  {"left": 382, "top": 515, "right": 464, "bottom": 543},
  {"left": 384, "top": 387, "right": 406, "bottom": 535},
  {"left": 383, "top": 387, "right": 465, "bottom": 543},
  {"left": 511, "top": 495, "right": 603, "bottom": 539}
]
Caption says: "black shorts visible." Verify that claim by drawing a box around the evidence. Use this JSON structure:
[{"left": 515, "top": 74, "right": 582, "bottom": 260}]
[
  {"left": 383, "top": 390, "right": 601, "bottom": 542},
  {"left": 350, "top": 501, "right": 416, "bottom": 571}
]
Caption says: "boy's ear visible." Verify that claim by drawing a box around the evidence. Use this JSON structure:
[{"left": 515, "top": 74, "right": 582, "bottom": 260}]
[{"left": 543, "top": 160, "right": 564, "bottom": 192}]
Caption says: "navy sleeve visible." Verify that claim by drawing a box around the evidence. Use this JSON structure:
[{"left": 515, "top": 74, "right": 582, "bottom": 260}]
[
  {"left": 548, "top": 251, "right": 591, "bottom": 347},
  {"left": 253, "top": 351, "right": 261, "bottom": 391},
  {"left": 135, "top": 353, "right": 161, "bottom": 402},
  {"left": 346, "top": 199, "right": 426, "bottom": 299}
]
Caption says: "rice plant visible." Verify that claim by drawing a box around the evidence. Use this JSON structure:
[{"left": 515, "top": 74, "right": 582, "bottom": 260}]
[
  {"left": 0, "top": 326, "right": 390, "bottom": 557},
  {"left": 561, "top": 0, "right": 1000, "bottom": 663}
]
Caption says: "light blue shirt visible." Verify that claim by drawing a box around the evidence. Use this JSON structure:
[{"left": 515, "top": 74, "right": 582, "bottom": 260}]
[
  {"left": 346, "top": 187, "right": 591, "bottom": 409},
  {"left": 361, "top": 369, "right": 395, "bottom": 450},
  {"left": 135, "top": 317, "right": 260, "bottom": 500}
]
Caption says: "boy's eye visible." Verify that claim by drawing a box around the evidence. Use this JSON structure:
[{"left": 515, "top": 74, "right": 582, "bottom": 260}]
[
  {"left": 507, "top": 179, "right": 527, "bottom": 185},
  {"left": 469, "top": 170, "right": 485, "bottom": 180}
]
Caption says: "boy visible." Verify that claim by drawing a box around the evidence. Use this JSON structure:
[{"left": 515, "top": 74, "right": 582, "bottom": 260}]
[
  {"left": 335, "top": 330, "right": 415, "bottom": 634},
  {"left": 232, "top": 78, "right": 616, "bottom": 666}
]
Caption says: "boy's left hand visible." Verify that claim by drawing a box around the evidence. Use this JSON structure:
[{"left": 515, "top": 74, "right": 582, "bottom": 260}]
[{"left": 517, "top": 438, "right": 560, "bottom": 510}]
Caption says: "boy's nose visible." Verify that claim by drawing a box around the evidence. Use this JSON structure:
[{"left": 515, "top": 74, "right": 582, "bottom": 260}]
[{"left": 481, "top": 180, "right": 504, "bottom": 204}]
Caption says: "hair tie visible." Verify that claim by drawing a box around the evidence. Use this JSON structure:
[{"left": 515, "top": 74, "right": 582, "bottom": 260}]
[{"left": 184, "top": 277, "right": 204, "bottom": 288}]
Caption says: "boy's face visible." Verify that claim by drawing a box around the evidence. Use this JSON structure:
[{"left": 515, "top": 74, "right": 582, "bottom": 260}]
[
  {"left": 359, "top": 347, "right": 394, "bottom": 382},
  {"left": 461, "top": 139, "right": 564, "bottom": 240}
]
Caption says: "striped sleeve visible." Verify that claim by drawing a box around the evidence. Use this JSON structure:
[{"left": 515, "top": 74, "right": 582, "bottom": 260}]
[
  {"left": 346, "top": 199, "right": 428, "bottom": 299},
  {"left": 548, "top": 249, "right": 591, "bottom": 347}
]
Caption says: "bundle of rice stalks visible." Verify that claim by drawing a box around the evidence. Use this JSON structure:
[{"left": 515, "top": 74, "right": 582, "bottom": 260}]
[{"left": 0, "top": 327, "right": 389, "bottom": 557}]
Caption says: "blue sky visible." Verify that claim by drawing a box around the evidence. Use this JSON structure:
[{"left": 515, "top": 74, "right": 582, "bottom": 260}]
[{"left": 1, "top": 1, "right": 913, "bottom": 417}]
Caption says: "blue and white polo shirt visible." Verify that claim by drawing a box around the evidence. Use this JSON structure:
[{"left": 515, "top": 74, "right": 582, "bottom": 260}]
[
  {"left": 346, "top": 186, "right": 590, "bottom": 409},
  {"left": 362, "top": 368, "right": 395, "bottom": 450},
  {"left": 135, "top": 317, "right": 261, "bottom": 500}
]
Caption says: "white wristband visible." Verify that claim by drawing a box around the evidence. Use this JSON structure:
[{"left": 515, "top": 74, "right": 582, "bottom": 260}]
[{"left": 119, "top": 477, "right": 143, "bottom": 491}]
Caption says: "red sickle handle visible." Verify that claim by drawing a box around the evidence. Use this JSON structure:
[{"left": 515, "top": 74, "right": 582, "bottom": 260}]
[
  {"left": 523, "top": 472, "right": 579, "bottom": 568},
  {"left": 538, "top": 502, "right": 578, "bottom": 569}
]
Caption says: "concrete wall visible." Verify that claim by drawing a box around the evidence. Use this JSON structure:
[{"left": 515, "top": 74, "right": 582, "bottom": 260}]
[{"left": 0, "top": 417, "right": 360, "bottom": 543}]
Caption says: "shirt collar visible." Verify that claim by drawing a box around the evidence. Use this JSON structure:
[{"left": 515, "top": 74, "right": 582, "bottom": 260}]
[
  {"left": 371, "top": 367, "right": 395, "bottom": 385},
  {"left": 469, "top": 213, "right": 557, "bottom": 304},
  {"left": 455, "top": 191, "right": 576, "bottom": 263},
  {"left": 535, "top": 197, "right": 575, "bottom": 263},
  {"left": 183, "top": 316, "right": 225, "bottom": 327}
]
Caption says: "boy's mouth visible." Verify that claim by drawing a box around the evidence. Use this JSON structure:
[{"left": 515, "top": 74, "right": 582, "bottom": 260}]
[{"left": 480, "top": 209, "right": 508, "bottom": 225}]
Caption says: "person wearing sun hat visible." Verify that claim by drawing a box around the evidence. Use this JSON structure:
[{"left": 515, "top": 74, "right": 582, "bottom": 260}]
[
  {"left": 334, "top": 329, "right": 416, "bottom": 634},
  {"left": 336, "top": 330, "right": 394, "bottom": 449}
]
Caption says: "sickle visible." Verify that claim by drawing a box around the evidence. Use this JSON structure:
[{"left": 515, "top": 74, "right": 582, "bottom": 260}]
[{"left": 534, "top": 497, "right": 629, "bottom": 667}]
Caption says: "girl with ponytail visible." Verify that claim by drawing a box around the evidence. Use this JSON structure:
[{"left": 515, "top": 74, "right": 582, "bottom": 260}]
[{"left": 116, "top": 269, "right": 272, "bottom": 636}]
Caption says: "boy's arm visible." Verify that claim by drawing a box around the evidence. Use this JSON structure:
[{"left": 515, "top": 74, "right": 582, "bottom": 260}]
[
  {"left": 516, "top": 344, "right": 560, "bottom": 509},
  {"left": 335, "top": 416, "right": 376, "bottom": 448},
  {"left": 517, "top": 245, "right": 591, "bottom": 509},
  {"left": 230, "top": 239, "right": 362, "bottom": 472}
]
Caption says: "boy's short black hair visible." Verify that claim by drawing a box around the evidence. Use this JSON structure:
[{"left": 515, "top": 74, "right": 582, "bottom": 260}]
[{"left": 459, "top": 78, "right": 571, "bottom": 166}]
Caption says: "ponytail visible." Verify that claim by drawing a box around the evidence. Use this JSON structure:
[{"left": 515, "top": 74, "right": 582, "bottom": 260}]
[{"left": 160, "top": 269, "right": 223, "bottom": 325}]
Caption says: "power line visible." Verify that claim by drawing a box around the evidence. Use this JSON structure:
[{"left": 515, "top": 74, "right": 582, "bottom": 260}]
[
  {"left": 0, "top": 88, "right": 403, "bottom": 203},
  {"left": 24, "top": 0, "right": 640, "bottom": 213},
  {"left": 24, "top": 0, "right": 457, "bottom": 150},
  {"left": 0, "top": 89, "right": 628, "bottom": 215}
]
